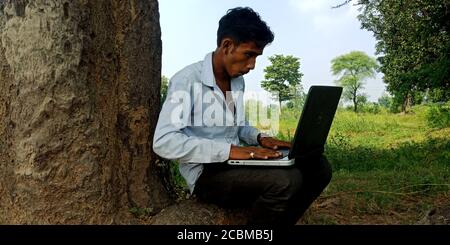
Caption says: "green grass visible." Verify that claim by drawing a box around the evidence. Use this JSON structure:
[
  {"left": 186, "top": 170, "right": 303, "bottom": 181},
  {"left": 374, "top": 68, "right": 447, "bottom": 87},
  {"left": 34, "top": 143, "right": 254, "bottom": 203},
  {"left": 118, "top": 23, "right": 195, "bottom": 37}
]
[
  {"left": 165, "top": 104, "right": 449, "bottom": 223},
  {"left": 277, "top": 105, "right": 450, "bottom": 224}
]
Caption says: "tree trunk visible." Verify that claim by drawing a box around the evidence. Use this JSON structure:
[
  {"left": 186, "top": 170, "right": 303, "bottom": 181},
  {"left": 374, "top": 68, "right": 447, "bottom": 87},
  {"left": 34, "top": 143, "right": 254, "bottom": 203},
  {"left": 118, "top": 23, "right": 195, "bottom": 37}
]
[
  {"left": 401, "top": 92, "right": 412, "bottom": 113},
  {"left": 0, "top": 0, "right": 172, "bottom": 224},
  {"left": 352, "top": 91, "right": 357, "bottom": 112}
]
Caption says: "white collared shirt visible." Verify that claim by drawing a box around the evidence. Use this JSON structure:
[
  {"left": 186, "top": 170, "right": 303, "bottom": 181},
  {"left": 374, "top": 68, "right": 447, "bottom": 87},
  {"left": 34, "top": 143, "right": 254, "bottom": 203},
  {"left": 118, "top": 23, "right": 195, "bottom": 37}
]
[{"left": 153, "top": 52, "right": 260, "bottom": 193}]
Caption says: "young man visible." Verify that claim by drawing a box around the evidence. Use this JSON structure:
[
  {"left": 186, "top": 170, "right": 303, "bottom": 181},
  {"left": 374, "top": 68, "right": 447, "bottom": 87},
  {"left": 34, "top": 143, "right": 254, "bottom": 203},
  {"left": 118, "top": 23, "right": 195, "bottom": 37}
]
[{"left": 153, "top": 7, "right": 332, "bottom": 225}]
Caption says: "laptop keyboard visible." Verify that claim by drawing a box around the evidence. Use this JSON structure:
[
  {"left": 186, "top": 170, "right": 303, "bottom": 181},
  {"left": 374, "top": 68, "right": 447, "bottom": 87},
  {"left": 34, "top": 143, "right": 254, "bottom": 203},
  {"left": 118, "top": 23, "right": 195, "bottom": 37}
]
[
  {"left": 273, "top": 149, "right": 289, "bottom": 160},
  {"left": 280, "top": 149, "right": 289, "bottom": 157}
]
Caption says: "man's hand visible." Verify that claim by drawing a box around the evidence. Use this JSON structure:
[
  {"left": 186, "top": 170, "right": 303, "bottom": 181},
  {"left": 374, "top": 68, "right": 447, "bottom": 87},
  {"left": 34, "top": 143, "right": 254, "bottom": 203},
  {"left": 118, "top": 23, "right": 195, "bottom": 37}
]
[
  {"left": 258, "top": 135, "right": 291, "bottom": 150},
  {"left": 229, "top": 145, "right": 282, "bottom": 160}
]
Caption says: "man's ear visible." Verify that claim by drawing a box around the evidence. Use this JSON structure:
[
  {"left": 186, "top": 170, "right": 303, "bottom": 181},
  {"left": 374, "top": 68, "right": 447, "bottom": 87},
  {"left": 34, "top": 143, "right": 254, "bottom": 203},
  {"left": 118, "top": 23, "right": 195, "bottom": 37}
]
[{"left": 220, "top": 38, "right": 235, "bottom": 55}]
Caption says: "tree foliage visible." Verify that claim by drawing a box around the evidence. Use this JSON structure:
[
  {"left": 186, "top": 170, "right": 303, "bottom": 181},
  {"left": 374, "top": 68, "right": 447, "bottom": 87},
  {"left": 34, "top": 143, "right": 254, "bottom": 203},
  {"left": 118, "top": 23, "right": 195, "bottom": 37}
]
[
  {"left": 331, "top": 51, "right": 379, "bottom": 112},
  {"left": 378, "top": 92, "right": 393, "bottom": 109},
  {"left": 261, "top": 54, "right": 303, "bottom": 107},
  {"left": 341, "top": 0, "right": 450, "bottom": 110}
]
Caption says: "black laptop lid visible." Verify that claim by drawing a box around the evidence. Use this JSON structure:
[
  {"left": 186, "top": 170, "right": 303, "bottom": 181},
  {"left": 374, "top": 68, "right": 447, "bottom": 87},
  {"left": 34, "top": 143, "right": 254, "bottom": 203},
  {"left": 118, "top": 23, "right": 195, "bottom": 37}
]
[{"left": 288, "top": 86, "right": 342, "bottom": 159}]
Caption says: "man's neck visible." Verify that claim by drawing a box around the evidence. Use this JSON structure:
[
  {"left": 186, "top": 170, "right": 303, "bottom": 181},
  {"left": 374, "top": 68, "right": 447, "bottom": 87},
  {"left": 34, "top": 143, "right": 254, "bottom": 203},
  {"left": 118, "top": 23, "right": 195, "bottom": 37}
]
[
  {"left": 212, "top": 50, "right": 230, "bottom": 85},
  {"left": 212, "top": 51, "right": 234, "bottom": 112}
]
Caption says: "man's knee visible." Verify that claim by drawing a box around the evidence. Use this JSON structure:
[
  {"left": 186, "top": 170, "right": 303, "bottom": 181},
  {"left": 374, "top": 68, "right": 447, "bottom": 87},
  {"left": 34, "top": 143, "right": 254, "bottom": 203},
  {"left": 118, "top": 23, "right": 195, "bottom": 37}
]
[
  {"left": 298, "top": 155, "right": 332, "bottom": 187},
  {"left": 267, "top": 168, "right": 303, "bottom": 199}
]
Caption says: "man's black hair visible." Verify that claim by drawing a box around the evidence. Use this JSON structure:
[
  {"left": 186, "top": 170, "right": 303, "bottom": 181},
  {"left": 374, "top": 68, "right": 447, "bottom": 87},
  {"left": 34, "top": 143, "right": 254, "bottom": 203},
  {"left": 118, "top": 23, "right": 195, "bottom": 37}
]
[{"left": 217, "top": 7, "right": 274, "bottom": 48}]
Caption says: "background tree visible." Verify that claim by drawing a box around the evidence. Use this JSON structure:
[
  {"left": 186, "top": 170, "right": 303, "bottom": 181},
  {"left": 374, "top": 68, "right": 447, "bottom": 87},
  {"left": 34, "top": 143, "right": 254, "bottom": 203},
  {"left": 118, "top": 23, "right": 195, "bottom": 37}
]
[
  {"left": 261, "top": 54, "right": 303, "bottom": 108},
  {"left": 337, "top": 0, "right": 450, "bottom": 111},
  {"left": 378, "top": 92, "right": 393, "bottom": 110},
  {"left": 161, "top": 75, "right": 169, "bottom": 105},
  {"left": 331, "top": 51, "right": 379, "bottom": 112},
  {"left": 286, "top": 84, "right": 306, "bottom": 110}
]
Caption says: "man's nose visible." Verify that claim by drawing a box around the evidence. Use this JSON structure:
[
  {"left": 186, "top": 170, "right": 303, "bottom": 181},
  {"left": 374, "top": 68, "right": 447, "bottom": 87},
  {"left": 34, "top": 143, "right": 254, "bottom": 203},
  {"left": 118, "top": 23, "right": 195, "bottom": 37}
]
[{"left": 247, "top": 58, "right": 256, "bottom": 70}]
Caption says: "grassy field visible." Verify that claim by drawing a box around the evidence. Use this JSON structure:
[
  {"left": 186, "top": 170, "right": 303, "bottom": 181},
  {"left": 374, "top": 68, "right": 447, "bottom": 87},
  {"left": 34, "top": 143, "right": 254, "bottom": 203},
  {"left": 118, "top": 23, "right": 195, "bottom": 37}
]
[
  {"left": 277, "top": 105, "right": 450, "bottom": 224},
  {"left": 165, "top": 104, "right": 449, "bottom": 224}
]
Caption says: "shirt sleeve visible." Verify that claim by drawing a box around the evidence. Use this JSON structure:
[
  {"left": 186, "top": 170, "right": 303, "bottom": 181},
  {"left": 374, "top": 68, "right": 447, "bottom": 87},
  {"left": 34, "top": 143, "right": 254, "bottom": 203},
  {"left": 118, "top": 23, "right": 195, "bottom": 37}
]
[
  {"left": 153, "top": 75, "right": 231, "bottom": 163},
  {"left": 238, "top": 123, "right": 260, "bottom": 146}
]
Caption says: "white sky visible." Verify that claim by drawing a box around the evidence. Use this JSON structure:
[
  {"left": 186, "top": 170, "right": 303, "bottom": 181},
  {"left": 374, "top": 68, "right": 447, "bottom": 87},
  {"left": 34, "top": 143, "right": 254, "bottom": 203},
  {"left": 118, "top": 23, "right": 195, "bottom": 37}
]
[{"left": 159, "top": 0, "right": 386, "bottom": 102}]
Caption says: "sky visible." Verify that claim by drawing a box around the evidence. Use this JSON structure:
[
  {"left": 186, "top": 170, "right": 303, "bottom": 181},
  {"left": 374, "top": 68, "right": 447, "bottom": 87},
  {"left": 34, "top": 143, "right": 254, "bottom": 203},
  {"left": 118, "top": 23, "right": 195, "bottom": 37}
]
[{"left": 159, "top": 0, "right": 386, "bottom": 102}]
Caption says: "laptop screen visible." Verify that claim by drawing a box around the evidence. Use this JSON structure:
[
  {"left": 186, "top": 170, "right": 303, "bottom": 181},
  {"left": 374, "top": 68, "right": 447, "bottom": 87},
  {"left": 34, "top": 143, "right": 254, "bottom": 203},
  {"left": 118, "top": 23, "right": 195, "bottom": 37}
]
[{"left": 288, "top": 86, "right": 342, "bottom": 160}]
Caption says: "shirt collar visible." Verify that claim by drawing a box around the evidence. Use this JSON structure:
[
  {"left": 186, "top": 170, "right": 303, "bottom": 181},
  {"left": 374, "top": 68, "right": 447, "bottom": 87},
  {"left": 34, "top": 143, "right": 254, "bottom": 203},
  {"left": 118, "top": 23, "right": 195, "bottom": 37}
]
[{"left": 201, "top": 52, "right": 244, "bottom": 91}]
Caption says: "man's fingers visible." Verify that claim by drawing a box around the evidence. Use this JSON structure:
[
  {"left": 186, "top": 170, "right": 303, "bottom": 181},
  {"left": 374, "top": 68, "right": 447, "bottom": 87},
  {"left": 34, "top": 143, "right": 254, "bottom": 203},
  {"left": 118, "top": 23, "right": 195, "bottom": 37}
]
[
  {"left": 237, "top": 146, "right": 283, "bottom": 160},
  {"left": 254, "top": 152, "right": 268, "bottom": 159},
  {"left": 247, "top": 146, "right": 284, "bottom": 159},
  {"left": 257, "top": 148, "right": 282, "bottom": 158},
  {"left": 276, "top": 141, "right": 291, "bottom": 148},
  {"left": 263, "top": 138, "right": 290, "bottom": 149}
]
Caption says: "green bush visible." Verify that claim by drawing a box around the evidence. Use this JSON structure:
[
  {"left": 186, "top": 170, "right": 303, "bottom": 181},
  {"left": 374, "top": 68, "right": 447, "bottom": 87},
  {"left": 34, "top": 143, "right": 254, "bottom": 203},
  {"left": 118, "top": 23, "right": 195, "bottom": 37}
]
[
  {"left": 426, "top": 102, "right": 450, "bottom": 128},
  {"left": 360, "top": 102, "right": 381, "bottom": 114}
]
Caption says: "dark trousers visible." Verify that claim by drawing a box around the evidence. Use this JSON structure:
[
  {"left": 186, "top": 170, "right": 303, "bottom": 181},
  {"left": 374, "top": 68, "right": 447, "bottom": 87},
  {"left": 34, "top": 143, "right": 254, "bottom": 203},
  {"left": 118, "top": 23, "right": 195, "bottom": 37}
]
[{"left": 194, "top": 155, "right": 332, "bottom": 225}]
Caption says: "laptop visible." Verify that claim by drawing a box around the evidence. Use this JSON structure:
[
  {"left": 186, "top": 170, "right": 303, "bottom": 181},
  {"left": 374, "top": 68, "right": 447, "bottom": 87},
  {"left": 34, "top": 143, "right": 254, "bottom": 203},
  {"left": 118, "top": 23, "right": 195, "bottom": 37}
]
[{"left": 227, "top": 85, "right": 343, "bottom": 166}]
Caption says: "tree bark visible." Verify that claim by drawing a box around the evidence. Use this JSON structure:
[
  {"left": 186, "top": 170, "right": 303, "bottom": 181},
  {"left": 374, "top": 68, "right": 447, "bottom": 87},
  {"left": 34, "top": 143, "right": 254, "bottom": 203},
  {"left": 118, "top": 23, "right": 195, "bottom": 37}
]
[{"left": 0, "top": 0, "right": 171, "bottom": 224}]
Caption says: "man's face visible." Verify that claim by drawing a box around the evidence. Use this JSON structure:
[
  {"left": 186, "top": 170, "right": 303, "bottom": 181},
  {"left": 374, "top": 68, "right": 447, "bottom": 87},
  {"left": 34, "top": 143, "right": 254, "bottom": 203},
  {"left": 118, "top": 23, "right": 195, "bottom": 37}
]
[{"left": 223, "top": 41, "right": 263, "bottom": 78}]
